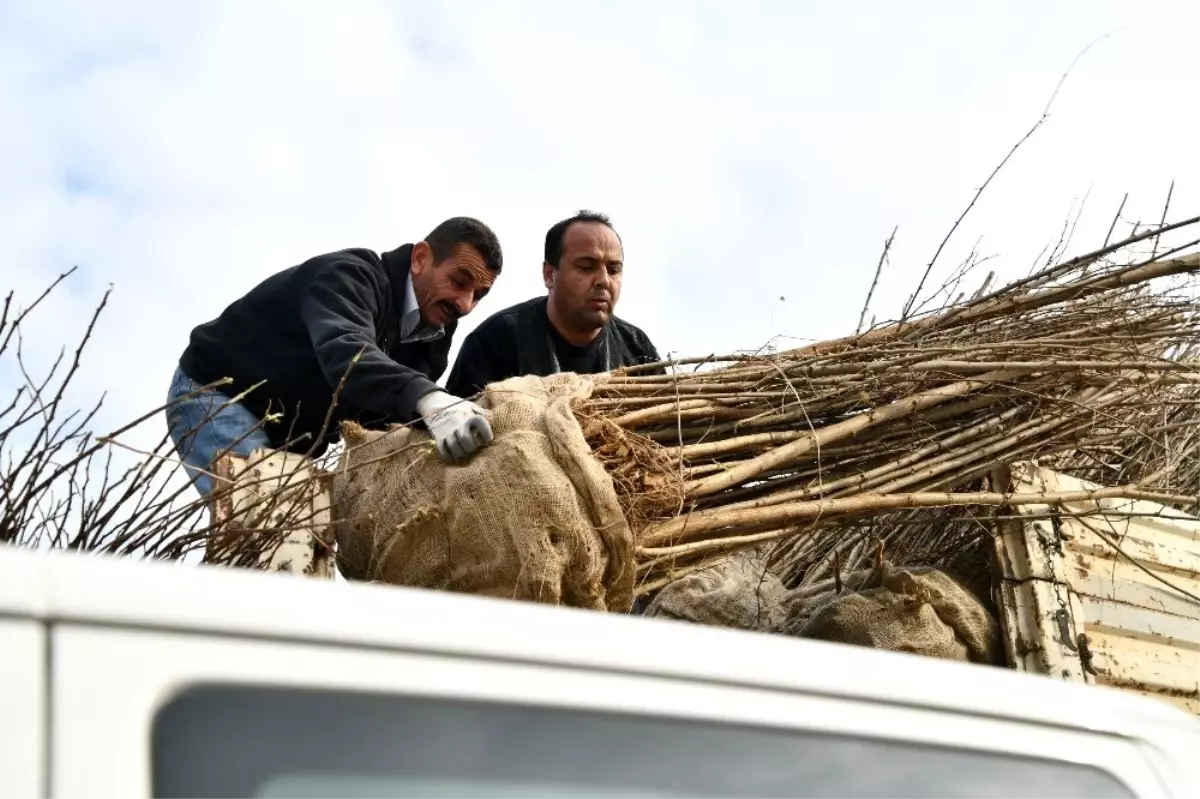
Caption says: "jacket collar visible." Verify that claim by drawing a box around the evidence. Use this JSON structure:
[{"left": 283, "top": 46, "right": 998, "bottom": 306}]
[{"left": 380, "top": 244, "right": 415, "bottom": 320}]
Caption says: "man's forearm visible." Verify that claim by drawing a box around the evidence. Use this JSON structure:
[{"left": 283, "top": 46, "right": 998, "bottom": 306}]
[
  {"left": 301, "top": 260, "right": 443, "bottom": 423},
  {"left": 315, "top": 338, "right": 440, "bottom": 422}
]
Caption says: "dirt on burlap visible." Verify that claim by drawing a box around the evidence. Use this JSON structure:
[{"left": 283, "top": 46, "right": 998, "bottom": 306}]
[
  {"left": 331, "top": 373, "right": 635, "bottom": 612},
  {"left": 792, "top": 560, "right": 1004, "bottom": 665},
  {"left": 644, "top": 549, "right": 788, "bottom": 632}
]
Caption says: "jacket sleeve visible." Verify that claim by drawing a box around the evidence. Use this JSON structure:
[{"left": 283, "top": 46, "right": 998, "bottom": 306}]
[
  {"left": 444, "top": 320, "right": 515, "bottom": 399},
  {"left": 298, "top": 257, "right": 440, "bottom": 422}
]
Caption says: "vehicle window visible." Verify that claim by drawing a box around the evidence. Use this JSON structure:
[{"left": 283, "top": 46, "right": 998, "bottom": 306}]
[{"left": 151, "top": 684, "right": 1134, "bottom": 799}]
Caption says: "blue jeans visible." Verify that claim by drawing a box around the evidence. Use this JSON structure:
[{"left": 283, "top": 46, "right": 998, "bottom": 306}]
[{"left": 165, "top": 366, "right": 272, "bottom": 498}]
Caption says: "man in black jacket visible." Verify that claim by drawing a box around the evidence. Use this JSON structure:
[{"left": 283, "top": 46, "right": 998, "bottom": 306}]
[
  {"left": 445, "top": 210, "right": 661, "bottom": 399},
  {"left": 166, "top": 216, "right": 503, "bottom": 498}
]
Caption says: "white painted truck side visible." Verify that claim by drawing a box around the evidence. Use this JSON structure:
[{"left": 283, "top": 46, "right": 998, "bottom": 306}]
[
  {"left": 3, "top": 544, "right": 1200, "bottom": 798},
  {"left": 997, "top": 462, "right": 1200, "bottom": 716}
]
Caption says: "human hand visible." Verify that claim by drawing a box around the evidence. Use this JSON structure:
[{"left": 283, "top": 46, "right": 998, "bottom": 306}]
[{"left": 416, "top": 390, "right": 495, "bottom": 462}]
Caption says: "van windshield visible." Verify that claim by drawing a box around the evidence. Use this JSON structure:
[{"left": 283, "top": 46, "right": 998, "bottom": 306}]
[{"left": 152, "top": 685, "right": 1134, "bottom": 799}]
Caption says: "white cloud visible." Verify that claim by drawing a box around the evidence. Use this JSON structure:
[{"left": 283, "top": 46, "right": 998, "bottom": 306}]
[{"left": 2, "top": 0, "right": 1198, "bottom": 466}]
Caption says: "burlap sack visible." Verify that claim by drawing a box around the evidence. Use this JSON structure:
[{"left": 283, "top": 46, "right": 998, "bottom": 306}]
[
  {"left": 794, "top": 560, "right": 1003, "bottom": 664},
  {"left": 780, "top": 568, "right": 877, "bottom": 637},
  {"left": 331, "top": 373, "right": 635, "bottom": 612},
  {"left": 644, "top": 549, "right": 787, "bottom": 632}
]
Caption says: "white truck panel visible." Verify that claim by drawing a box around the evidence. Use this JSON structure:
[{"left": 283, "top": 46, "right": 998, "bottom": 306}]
[
  {"left": 3, "top": 543, "right": 1188, "bottom": 736},
  {"left": 2, "top": 545, "right": 1199, "bottom": 796},
  {"left": 52, "top": 624, "right": 1164, "bottom": 798},
  {"left": 0, "top": 620, "right": 44, "bottom": 799},
  {"left": 1000, "top": 463, "right": 1200, "bottom": 715}
]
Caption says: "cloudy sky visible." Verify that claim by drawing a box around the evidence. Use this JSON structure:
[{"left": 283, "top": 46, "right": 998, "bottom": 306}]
[{"left": 2, "top": 0, "right": 1198, "bottom": 464}]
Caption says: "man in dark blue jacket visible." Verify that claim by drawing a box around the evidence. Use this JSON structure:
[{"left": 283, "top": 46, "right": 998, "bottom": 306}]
[
  {"left": 445, "top": 210, "right": 661, "bottom": 399},
  {"left": 167, "top": 216, "right": 503, "bottom": 498}
]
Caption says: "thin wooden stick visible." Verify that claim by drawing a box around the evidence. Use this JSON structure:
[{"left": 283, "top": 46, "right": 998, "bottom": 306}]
[
  {"left": 685, "top": 369, "right": 1025, "bottom": 497},
  {"left": 640, "top": 485, "right": 1196, "bottom": 553}
]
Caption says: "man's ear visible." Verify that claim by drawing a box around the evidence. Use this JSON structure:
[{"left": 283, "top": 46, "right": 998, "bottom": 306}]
[
  {"left": 411, "top": 241, "right": 434, "bottom": 277},
  {"left": 542, "top": 261, "right": 554, "bottom": 291}
]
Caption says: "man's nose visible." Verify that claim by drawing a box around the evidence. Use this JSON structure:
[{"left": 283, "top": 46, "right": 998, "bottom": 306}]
[{"left": 455, "top": 291, "right": 474, "bottom": 315}]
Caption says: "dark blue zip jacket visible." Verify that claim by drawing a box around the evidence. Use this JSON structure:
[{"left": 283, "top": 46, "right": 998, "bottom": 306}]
[{"left": 179, "top": 243, "right": 451, "bottom": 455}]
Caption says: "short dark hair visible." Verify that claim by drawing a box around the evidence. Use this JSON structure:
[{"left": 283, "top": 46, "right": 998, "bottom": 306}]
[
  {"left": 424, "top": 216, "right": 503, "bottom": 273},
  {"left": 544, "top": 210, "right": 619, "bottom": 269}
]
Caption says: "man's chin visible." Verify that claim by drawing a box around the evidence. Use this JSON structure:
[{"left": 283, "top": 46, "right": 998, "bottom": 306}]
[{"left": 583, "top": 310, "right": 611, "bottom": 328}]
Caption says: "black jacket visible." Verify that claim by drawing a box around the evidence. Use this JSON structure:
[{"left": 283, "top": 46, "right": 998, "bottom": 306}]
[
  {"left": 178, "top": 244, "right": 452, "bottom": 456},
  {"left": 445, "top": 296, "right": 662, "bottom": 399}
]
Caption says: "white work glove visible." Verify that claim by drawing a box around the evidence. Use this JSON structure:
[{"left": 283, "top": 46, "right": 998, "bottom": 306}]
[{"left": 416, "top": 390, "right": 494, "bottom": 463}]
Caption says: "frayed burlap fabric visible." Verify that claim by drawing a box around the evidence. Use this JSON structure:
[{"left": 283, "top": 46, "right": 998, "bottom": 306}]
[
  {"left": 332, "top": 373, "right": 635, "bottom": 611},
  {"left": 644, "top": 550, "right": 787, "bottom": 632},
  {"left": 794, "top": 560, "right": 1003, "bottom": 664}
]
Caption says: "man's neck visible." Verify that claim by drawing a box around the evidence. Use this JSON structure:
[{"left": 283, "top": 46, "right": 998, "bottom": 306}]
[{"left": 546, "top": 300, "right": 602, "bottom": 347}]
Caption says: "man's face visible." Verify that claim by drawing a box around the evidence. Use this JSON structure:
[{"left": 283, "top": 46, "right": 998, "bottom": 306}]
[
  {"left": 410, "top": 242, "right": 496, "bottom": 328},
  {"left": 543, "top": 222, "right": 624, "bottom": 331}
]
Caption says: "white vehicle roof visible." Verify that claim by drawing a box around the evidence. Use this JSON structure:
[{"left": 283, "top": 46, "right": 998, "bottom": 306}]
[{"left": 0, "top": 543, "right": 1192, "bottom": 740}]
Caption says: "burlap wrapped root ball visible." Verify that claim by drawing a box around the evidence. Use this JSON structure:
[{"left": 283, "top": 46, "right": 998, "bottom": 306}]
[
  {"left": 331, "top": 373, "right": 635, "bottom": 611},
  {"left": 643, "top": 549, "right": 788, "bottom": 632},
  {"left": 780, "top": 568, "right": 878, "bottom": 636},
  {"left": 792, "top": 560, "right": 1004, "bottom": 665}
]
